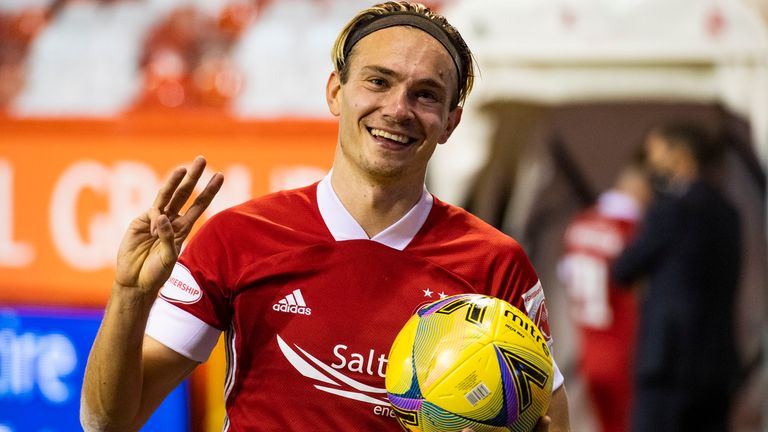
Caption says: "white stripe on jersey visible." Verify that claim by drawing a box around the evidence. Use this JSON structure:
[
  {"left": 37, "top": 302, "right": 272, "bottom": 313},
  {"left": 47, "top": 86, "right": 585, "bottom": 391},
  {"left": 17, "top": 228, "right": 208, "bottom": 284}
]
[{"left": 223, "top": 323, "right": 238, "bottom": 431}]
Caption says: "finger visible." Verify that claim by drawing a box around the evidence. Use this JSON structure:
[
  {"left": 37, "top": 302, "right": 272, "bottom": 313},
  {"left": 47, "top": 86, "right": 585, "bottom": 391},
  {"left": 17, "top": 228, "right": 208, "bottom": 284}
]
[
  {"left": 535, "top": 415, "right": 551, "bottom": 432},
  {"left": 155, "top": 214, "right": 179, "bottom": 265},
  {"left": 176, "top": 172, "right": 224, "bottom": 229},
  {"left": 148, "top": 207, "right": 161, "bottom": 237},
  {"left": 164, "top": 156, "right": 208, "bottom": 216},
  {"left": 150, "top": 166, "right": 187, "bottom": 235}
]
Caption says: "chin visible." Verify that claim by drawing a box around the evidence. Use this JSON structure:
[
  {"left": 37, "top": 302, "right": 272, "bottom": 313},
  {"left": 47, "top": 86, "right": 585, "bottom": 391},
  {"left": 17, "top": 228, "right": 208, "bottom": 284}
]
[{"left": 363, "top": 161, "right": 408, "bottom": 180}]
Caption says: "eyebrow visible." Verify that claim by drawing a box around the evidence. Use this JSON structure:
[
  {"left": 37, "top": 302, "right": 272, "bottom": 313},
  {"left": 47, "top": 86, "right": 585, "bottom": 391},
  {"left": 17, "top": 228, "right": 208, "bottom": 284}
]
[{"left": 361, "top": 65, "right": 448, "bottom": 93}]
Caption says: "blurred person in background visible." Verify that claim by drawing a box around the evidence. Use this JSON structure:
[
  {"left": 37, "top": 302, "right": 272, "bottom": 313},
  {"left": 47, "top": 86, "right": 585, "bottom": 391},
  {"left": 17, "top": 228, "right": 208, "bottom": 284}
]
[
  {"left": 80, "top": 2, "right": 570, "bottom": 431},
  {"left": 613, "top": 121, "right": 741, "bottom": 432},
  {"left": 135, "top": 3, "right": 258, "bottom": 111},
  {"left": 559, "top": 159, "right": 652, "bottom": 432},
  {"left": 0, "top": 5, "right": 50, "bottom": 111}
]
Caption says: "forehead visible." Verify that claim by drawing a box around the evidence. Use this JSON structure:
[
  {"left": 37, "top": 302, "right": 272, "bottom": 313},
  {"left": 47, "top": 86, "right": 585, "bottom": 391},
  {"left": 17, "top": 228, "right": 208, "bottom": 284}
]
[
  {"left": 647, "top": 133, "right": 670, "bottom": 150},
  {"left": 347, "top": 26, "right": 457, "bottom": 85}
]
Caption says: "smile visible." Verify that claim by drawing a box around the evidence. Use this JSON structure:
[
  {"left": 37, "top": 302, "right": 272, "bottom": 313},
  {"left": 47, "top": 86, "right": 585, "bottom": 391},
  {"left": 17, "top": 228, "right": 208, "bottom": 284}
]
[{"left": 368, "top": 128, "right": 415, "bottom": 145}]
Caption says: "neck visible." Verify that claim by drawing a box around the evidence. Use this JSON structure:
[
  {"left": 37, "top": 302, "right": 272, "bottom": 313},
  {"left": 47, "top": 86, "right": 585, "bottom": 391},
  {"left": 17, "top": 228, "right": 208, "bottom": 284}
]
[
  {"left": 670, "top": 159, "right": 699, "bottom": 185},
  {"left": 330, "top": 163, "right": 425, "bottom": 238}
]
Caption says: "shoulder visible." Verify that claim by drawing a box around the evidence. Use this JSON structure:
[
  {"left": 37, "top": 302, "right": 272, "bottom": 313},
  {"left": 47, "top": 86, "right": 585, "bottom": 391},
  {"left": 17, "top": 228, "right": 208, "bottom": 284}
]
[
  {"left": 190, "top": 183, "right": 324, "bottom": 246},
  {"left": 180, "top": 182, "right": 328, "bottom": 271},
  {"left": 416, "top": 197, "right": 540, "bottom": 312},
  {"left": 415, "top": 197, "right": 532, "bottom": 274},
  {"left": 425, "top": 196, "right": 524, "bottom": 252},
  {"left": 686, "top": 182, "right": 741, "bottom": 227},
  {"left": 645, "top": 190, "right": 681, "bottom": 220},
  {"left": 207, "top": 183, "right": 318, "bottom": 226},
  {"left": 690, "top": 181, "right": 736, "bottom": 206}
]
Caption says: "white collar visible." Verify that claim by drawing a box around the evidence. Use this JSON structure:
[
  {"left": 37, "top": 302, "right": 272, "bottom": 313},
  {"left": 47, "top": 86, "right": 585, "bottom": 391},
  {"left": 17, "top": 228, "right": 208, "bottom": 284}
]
[
  {"left": 316, "top": 173, "right": 433, "bottom": 251},
  {"left": 597, "top": 190, "right": 642, "bottom": 221}
]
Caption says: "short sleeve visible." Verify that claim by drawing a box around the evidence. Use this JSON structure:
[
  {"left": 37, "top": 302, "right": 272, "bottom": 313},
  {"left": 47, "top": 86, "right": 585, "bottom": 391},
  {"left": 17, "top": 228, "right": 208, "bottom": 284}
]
[{"left": 146, "top": 294, "right": 221, "bottom": 362}]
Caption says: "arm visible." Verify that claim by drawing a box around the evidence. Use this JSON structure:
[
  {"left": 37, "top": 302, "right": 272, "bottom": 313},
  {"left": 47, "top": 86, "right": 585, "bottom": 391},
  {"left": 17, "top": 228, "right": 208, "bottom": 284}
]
[
  {"left": 546, "top": 384, "right": 570, "bottom": 432},
  {"left": 519, "top": 385, "right": 568, "bottom": 432},
  {"left": 81, "top": 157, "right": 223, "bottom": 431},
  {"left": 612, "top": 200, "right": 673, "bottom": 285}
]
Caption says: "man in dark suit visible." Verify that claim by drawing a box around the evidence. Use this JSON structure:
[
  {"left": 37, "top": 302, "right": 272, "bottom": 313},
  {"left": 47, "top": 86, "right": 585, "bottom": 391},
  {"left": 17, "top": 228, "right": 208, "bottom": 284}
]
[{"left": 613, "top": 121, "right": 741, "bottom": 432}]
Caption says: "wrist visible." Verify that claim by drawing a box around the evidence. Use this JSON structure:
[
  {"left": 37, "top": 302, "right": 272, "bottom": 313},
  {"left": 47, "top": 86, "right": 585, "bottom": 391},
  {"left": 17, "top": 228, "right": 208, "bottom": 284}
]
[{"left": 110, "top": 282, "right": 159, "bottom": 313}]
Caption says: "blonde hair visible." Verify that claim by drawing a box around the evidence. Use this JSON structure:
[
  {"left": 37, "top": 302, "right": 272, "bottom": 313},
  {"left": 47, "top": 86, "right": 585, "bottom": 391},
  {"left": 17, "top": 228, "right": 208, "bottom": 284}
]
[{"left": 331, "top": 1, "right": 475, "bottom": 108}]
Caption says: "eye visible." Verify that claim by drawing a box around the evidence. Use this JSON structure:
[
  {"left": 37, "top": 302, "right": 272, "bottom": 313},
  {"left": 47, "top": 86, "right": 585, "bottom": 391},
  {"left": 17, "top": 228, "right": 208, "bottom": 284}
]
[
  {"left": 416, "top": 90, "right": 439, "bottom": 103},
  {"left": 368, "top": 77, "right": 387, "bottom": 87}
]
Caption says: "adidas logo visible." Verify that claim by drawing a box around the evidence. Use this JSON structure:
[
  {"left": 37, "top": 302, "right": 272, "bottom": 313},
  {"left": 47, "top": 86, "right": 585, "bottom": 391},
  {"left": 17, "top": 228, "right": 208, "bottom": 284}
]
[{"left": 272, "top": 289, "right": 312, "bottom": 316}]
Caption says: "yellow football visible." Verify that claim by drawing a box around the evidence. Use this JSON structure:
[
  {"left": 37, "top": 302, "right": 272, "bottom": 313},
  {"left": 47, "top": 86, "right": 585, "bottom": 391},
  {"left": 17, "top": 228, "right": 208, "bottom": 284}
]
[{"left": 386, "top": 294, "right": 553, "bottom": 432}]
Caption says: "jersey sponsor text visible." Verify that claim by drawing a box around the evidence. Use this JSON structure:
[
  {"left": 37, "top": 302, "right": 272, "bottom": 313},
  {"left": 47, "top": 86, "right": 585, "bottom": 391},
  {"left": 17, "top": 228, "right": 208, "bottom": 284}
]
[{"left": 332, "top": 344, "right": 388, "bottom": 378}]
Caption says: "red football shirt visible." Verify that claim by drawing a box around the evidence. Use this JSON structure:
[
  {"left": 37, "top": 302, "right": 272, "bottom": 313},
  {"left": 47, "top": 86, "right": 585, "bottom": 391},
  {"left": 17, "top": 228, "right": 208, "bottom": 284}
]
[
  {"left": 147, "top": 176, "right": 559, "bottom": 431},
  {"left": 561, "top": 191, "right": 639, "bottom": 333}
]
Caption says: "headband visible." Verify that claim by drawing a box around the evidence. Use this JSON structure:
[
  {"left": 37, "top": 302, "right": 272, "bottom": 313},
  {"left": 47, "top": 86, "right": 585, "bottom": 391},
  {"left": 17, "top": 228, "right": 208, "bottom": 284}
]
[{"left": 343, "top": 11, "right": 465, "bottom": 103}]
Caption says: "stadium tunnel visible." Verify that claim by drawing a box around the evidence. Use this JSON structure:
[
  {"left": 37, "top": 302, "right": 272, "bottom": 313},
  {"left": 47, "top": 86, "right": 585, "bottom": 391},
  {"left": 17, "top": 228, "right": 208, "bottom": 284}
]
[{"left": 429, "top": 0, "right": 768, "bottom": 429}]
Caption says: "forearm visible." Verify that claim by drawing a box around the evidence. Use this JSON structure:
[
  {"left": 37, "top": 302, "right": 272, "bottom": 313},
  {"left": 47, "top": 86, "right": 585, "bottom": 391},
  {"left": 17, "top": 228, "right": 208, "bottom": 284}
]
[
  {"left": 547, "top": 384, "right": 570, "bottom": 432},
  {"left": 80, "top": 157, "right": 220, "bottom": 430},
  {"left": 81, "top": 284, "right": 155, "bottom": 431}
]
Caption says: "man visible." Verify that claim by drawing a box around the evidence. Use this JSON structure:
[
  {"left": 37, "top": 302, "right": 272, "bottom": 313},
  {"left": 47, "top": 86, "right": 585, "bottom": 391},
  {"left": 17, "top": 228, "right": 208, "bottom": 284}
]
[
  {"left": 613, "top": 122, "right": 741, "bottom": 432},
  {"left": 80, "top": 2, "right": 570, "bottom": 431},
  {"left": 559, "top": 162, "right": 651, "bottom": 432}
]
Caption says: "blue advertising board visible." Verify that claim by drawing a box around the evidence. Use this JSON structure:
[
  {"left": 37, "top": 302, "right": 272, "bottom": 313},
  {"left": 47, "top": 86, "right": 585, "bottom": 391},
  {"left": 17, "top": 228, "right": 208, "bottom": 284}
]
[{"left": 0, "top": 306, "right": 189, "bottom": 432}]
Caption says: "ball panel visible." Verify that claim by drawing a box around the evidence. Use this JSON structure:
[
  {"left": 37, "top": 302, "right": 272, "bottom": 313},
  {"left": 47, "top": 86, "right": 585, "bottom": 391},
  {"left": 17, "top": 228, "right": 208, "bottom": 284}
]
[
  {"left": 493, "top": 303, "right": 553, "bottom": 432},
  {"left": 388, "top": 400, "right": 423, "bottom": 432},
  {"left": 421, "top": 401, "right": 475, "bottom": 431},
  {"left": 420, "top": 401, "right": 514, "bottom": 432},
  {"left": 495, "top": 344, "right": 553, "bottom": 432},
  {"left": 413, "top": 296, "right": 497, "bottom": 392},
  {"left": 425, "top": 342, "right": 507, "bottom": 423},
  {"left": 495, "top": 345, "right": 520, "bottom": 425},
  {"left": 386, "top": 314, "right": 422, "bottom": 397},
  {"left": 494, "top": 301, "right": 551, "bottom": 363}
]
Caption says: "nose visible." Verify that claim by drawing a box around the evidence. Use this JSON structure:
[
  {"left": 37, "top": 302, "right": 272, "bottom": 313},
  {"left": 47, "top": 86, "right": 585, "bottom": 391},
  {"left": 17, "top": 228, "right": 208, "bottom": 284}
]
[{"left": 381, "top": 87, "right": 414, "bottom": 122}]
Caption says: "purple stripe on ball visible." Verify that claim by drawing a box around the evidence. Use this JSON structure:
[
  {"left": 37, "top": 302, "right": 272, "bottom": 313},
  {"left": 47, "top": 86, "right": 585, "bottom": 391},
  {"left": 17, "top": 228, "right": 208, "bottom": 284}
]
[
  {"left": 387, "top": 393, "right": 423, "bottom": 411},
  {"left": 418, "top": 295, "right": 470, "bottom": 317},
  {"left": 495, "top": 346, "right": 519, "bottom": 424}
]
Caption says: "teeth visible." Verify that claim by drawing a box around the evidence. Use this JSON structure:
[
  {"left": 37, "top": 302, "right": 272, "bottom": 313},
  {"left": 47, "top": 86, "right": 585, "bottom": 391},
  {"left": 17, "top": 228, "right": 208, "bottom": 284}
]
[{"left": 370, "top": 128, "right": 410, "bottom": 144}]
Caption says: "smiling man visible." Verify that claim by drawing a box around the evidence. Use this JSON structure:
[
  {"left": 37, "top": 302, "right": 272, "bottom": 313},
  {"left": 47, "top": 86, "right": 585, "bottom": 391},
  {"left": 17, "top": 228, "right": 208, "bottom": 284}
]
[{"left": 81, "top": 2, "right": 569, "bottom": 431}]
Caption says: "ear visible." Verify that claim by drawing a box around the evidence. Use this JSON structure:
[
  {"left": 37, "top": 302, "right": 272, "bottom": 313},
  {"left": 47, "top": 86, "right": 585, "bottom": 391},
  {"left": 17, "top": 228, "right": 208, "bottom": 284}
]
[
  {"left": 326, "top": 71, "right": 342, "bottom": 117},
  {"left": 437, "top": 106, "right": 463, "bottom": 144}
]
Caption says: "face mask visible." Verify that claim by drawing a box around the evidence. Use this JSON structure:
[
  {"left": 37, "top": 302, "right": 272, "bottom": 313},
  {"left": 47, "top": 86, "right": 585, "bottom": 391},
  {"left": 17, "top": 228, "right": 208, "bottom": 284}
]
[{"left": 649, "top": 173, "right": 671, "bottom": 194}]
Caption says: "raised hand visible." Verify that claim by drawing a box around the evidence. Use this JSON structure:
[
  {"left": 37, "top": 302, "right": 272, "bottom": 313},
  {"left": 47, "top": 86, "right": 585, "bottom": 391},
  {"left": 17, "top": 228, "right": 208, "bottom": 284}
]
[{"left": 114, "top": 156, "right": 223, "bottom": 295}]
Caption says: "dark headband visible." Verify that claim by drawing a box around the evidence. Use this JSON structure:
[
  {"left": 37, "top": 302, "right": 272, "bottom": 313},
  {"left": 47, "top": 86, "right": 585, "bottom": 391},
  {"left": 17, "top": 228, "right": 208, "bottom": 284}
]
[{"left": 343, "top": 11, "right": 465, "bottom": 103}]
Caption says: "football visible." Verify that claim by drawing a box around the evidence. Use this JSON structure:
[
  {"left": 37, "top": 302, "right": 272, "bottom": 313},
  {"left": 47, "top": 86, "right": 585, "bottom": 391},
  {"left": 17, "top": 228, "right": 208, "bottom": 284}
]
[{"left": 385, "top": 294, "right": 553, "bottom": 432}]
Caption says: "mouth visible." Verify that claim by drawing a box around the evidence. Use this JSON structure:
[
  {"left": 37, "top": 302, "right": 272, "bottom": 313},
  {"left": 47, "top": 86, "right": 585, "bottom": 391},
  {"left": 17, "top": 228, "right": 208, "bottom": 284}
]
[{"left": 368, "top": 127, "right": 417, "bottom": 146}]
